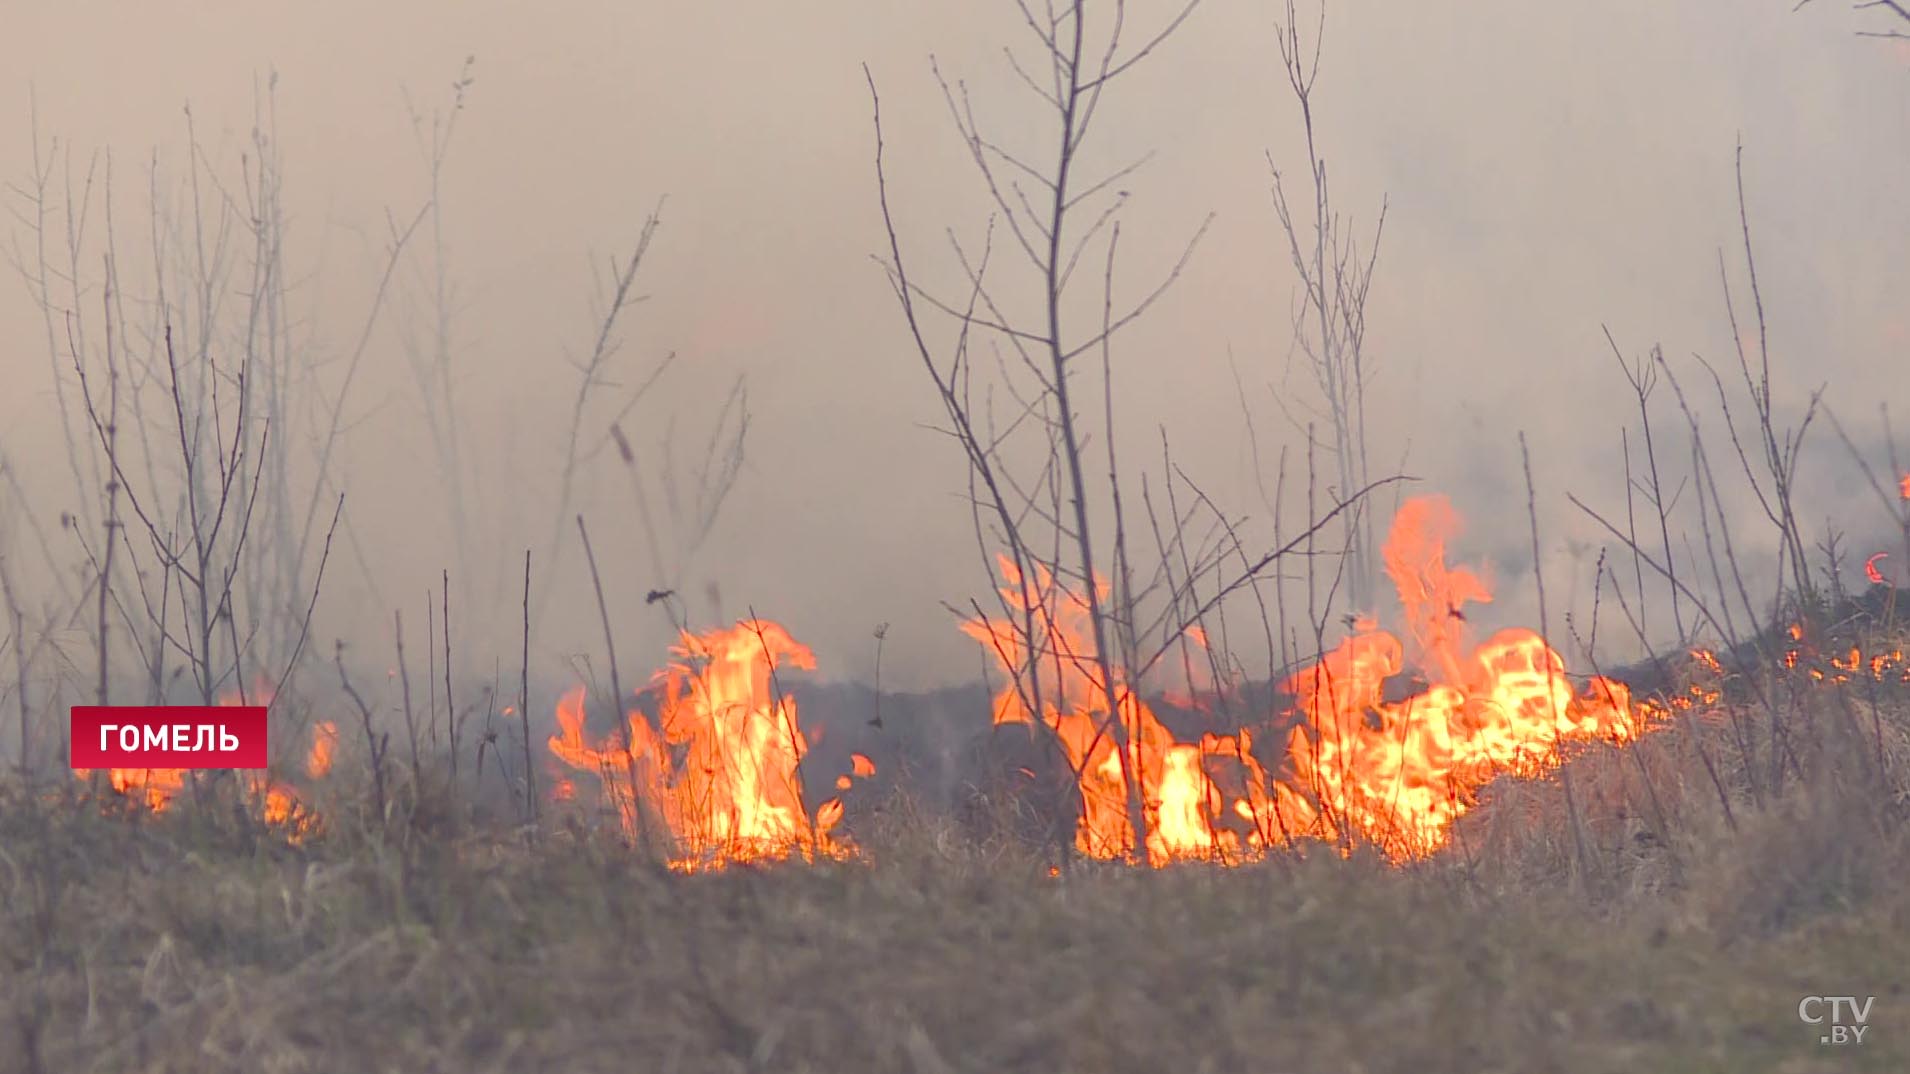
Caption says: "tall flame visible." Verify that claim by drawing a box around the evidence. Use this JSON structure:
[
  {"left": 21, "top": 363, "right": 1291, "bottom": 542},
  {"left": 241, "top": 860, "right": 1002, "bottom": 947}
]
[
  {"left": 961, "top": 496, "right": 1659, "bottom": 864},
  {"left": 548, "top": 619, "right": 867, "bottom": 870},
  {"left": 1281, "top": 497, "right": 1649, "bottom": 856}
]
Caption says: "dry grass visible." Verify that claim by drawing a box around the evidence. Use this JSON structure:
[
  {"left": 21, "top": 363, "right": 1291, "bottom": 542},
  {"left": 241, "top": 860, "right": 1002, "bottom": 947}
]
[
  {"left": 0, "top": 701, "right": 1904, "bottom": 1074},
  {"left": 3, "top": 624, "right": 1908, "bottom": 1073}
]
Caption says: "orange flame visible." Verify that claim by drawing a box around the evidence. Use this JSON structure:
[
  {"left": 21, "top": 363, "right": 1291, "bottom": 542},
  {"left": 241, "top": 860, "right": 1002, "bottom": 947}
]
[
  {"left": 960, "top": 495, "right": 1659, "bottom": 864},
  {"left": 74, "top": 691, "right": 329, "bottom": 842},
  {"left": 1277, "top": 497, "right": 1660, "bottom": 857},
  {"left": 84, "top": 767, "right": 188, "bottom": 813},
  {"left": 307, "top": 721, "right": 338, "bottom": 778},
  {"left": 547, "top": 619, "right": 866, "bottom": 870},
  {"left": 960, "top": 555, "right": 1299, "bottom": 863}
]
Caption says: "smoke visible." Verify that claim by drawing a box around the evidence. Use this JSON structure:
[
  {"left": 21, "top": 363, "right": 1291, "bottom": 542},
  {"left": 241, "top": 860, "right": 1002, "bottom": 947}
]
[{"left": 3, "top": 1, "right": 1906, "bottom": 691}]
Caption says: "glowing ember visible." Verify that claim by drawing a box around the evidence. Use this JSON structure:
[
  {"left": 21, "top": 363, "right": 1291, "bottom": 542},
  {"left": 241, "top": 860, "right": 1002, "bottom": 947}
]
[
  {"left": 1789, "top": 630, "right": 1909, "bottom": 686},
  {"left": 547, "top": 619, "right": 868, "bottom": 870},
  {"left": 961, "top": 495, "right": 1661, "bottom": 864},
  {"left": 1869, "top": 552, "right": 1891, "bottom": 586}
]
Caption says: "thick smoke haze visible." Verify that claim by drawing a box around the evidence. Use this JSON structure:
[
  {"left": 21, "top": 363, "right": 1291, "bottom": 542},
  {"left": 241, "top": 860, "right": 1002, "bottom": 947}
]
[{"left": 4, "top": 2, "right": 1906, "bottom": 692}]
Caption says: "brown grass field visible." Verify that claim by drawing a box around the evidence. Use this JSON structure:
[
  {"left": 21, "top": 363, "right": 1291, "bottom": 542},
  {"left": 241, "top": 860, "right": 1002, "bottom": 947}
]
[
  {"left": 2, "top": 631, "right": 1905, "bottom": 1074},
  {"left": 4, "top": 9, "right": 1907, "bottom": 1070}
]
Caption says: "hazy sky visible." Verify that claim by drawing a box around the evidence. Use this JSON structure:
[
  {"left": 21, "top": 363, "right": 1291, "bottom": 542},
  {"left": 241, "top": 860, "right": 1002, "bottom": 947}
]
[{"left": 4, "top": 2, "right": 1907, "bottom": 690}]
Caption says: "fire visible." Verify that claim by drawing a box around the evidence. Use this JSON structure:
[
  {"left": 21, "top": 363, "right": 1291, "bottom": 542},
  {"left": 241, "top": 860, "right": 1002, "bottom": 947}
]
[
  {"left": 1900, "top": 472, "right": 1910, "bottom": 501},
  {"left": 958, "top": 557, "right": 1266, "bottom": 862},
  {"left": 835, "top": 752, "right": 877, "bottom": 791},
  {"left": 1790, "top": 631, "right": 1908, "bottom": 686},
  {"left": 89, "top": 767, "right": 187, "bottom": 813},
  {"left": 74, "top": 697, "right": 330, "bottom": 842},
  {"left": 247, "top": 719, "right": 338, "bottom": 843},
  {"left": 547, "top": 619, "right": 868, "bottom": 870},
  {"left": 307, "top": 721, "right": 338, "bottom": 779},
  {"left": 961, "top": 495, "right": 1659, "bottom": 864}
]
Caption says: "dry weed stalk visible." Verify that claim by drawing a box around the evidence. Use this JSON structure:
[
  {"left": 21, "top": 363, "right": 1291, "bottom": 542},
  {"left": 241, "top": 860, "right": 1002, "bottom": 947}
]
[{"left": 1268, "top": 0, "right": 1389, "bottom": 611}]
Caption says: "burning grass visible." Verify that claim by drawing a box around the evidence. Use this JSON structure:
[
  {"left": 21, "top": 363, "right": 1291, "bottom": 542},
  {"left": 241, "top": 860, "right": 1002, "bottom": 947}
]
[
  {"left": 3, "top": 498, "right": 1906, "bottom": 1070},
  {"left": 1, "top": 700, "right": 1906, "bottom": 1074},
  {"left": 7, "top": 567, "right": 1910, "bottom": 1072},
  {"left": 0, "top": 609, "right": 1906, "bottom": 1073},
  {"left": 961, "top": 496, "right": 1664, "bottom": 866},
  {"left": 69, "top": 695, "right": 339, "bottom": 846},
  {"left": 546, "top": 619, "right": 874, "bottom": 871}
]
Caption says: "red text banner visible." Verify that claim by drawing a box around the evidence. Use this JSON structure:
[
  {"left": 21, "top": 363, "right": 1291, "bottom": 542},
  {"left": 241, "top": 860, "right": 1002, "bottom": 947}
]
[{"left": 70, "top": 706, "right": 269, "bottom": 769}]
